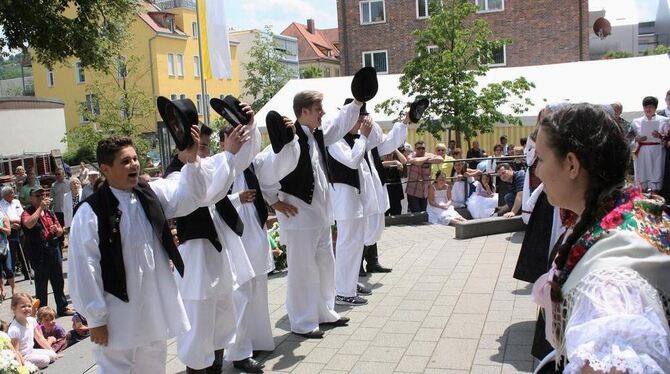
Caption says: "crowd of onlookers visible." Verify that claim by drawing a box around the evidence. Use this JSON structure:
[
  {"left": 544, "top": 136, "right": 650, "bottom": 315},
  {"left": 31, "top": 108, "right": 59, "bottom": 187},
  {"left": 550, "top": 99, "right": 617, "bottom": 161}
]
[{"left": 0, "top": 162, "right": 96, "bottom": 369}]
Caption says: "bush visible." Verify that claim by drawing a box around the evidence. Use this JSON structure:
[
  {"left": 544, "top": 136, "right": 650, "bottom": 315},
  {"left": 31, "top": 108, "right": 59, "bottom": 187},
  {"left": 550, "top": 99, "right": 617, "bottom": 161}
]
[{"left": 63, "top": 146, "right": 96, "bottom": 166}]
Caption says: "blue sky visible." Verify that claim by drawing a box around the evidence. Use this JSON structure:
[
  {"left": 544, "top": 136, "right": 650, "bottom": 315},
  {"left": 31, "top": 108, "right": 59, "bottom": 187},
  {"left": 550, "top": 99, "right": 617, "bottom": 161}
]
[{"left": 224, "top": 0, "right": 338, "bottom": 33}]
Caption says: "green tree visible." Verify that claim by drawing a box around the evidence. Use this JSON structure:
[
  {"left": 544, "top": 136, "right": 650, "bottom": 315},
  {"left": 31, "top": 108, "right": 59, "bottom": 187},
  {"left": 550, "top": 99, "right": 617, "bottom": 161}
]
[
  {"left": 0, "top": 0, "right": 137, "bottom": 71},
  {"left": 301, "top": 65, "right": 324, "bottom": 79},
  {"left": 243, "top": 26, "right": 294, "bottom": 110},
  {"left": 63, "top": 56, "right": 154, "bottom": 164},
  {"left": 378, "top": 0, "right": 534, "bottom": 144},
  {"left": 603, "top": 50, "right": 634, "bottom": 59}
]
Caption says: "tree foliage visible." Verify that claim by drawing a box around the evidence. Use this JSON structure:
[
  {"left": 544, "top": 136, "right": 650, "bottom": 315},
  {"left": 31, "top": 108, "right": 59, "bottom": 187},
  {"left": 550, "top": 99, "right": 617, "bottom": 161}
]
[
  {"left": 243, "top": 26, "right": 294, "bottom": 111},
  {"left": 63, "top": 56, "right": 154, "bottom": 164},
  {"left": 378, "top": 0, "right": 534, "bottom": 142},
  {"left": 301, "top": 65, "right": 324, "bottom": 79},
  {"left": 642, "top": 44, "right": 670, "bottom": 56},
  {"left": 0, "top": 0, "right": 138, "bottom": 71}
]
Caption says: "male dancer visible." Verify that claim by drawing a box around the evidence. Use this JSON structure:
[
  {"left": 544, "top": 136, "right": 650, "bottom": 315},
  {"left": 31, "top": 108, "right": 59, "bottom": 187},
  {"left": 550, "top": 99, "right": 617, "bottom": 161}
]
[
  {"left": 264, "top": 91, "right": 363, "bottom": 338},
  {"left": 221, "top": 117, "right": 300, "bottom": 369},
  {"left": 68, "top": 128, "right": 208, "bottom": 373}
]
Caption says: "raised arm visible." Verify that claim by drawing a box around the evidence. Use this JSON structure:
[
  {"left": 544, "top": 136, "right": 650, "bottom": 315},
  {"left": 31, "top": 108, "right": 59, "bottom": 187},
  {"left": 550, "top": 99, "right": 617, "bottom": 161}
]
[
  {"left": 328, "top": 137, "right": 369, "bottom": 169},
  {"left": 375, "top": 121, "right": 409, "bottom": 155},
  {"left": 323, "top": 100, "right": 363, "bottom": 145}
]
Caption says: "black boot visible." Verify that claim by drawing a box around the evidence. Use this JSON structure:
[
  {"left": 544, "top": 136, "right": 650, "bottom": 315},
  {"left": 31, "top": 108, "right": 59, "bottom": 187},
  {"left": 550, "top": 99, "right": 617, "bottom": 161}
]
[
  {"left": 205, "top": 349, "right": 224, "bottom": 374},
  {"left": 186, "top": 367, "right": 206, "bottom": 374},
  {"left": 359, "top": 246, "right": 369, "bottom": 277},
  {"left": 365, "top": 243, "right": 392, "bottom": 273}
]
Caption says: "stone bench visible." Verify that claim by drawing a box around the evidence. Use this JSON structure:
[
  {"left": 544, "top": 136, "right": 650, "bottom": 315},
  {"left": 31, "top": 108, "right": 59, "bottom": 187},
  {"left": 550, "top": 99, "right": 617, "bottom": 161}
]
[
  {"left": 453, "top": 215, "right": 526, "bottom": 239},
  {"left": 384, "top": 212, "right": 428, "bottom": 226}
]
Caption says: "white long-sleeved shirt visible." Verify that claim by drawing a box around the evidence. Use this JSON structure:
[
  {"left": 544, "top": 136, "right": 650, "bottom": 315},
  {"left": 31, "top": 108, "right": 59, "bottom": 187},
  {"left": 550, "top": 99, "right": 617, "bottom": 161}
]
[{"left": 328, "top": 134, "right": 374, "bottom": 221}]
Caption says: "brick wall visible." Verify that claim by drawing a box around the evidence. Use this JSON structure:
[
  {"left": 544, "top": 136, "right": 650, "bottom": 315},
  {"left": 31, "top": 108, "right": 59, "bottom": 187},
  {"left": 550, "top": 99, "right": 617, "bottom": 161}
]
[{"left": 338, "top": 0, "right": 590, "bottom": 75}]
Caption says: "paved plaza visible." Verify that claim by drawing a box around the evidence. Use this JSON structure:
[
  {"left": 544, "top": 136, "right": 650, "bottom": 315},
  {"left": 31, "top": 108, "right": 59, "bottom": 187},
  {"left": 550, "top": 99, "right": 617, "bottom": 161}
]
[{"left": 4, "top": 223, "right": 540, "bottom": 373}]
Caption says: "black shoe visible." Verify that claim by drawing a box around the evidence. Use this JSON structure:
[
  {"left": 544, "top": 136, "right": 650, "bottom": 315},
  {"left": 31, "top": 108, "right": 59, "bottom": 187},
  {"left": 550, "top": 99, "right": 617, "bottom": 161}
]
[
  {"left": 293, "top": 329, "right": 324, "bottom": 339},
  {"left": 366, "top": 263, "right": 392, "bottom": 273},
  {"left": 357, "top": 283, "right": 372, "bottom": 295},
  {"left": 359, "top": 268, "right": 368, "bottom": 277},
  {"left": 233, "top": 357, "right": 264, "bottom": 373},
  {"left": 320, "top": 316, "right": 350, "bottom": 327},
  {"left": 335, "top": 295, "right": 368, "bottom": 306}
]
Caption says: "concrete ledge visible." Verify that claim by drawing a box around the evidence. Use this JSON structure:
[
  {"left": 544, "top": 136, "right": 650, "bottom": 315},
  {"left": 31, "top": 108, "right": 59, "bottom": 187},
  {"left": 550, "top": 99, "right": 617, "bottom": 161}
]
[
  {"left": 453, "top": 215, "right": 526, "bottom": 239},
  {"left": 45, "top": 339, "right": 96, "bottom": 373},
  {"left": 385, "top": 212, "right": 428, "bottom": 226}
]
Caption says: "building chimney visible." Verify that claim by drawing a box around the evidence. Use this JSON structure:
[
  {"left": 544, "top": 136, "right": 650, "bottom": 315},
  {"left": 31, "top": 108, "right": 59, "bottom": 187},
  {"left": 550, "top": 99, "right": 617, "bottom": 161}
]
[{"left": 307, "top": 19, "right": 315, "bottom": 34}]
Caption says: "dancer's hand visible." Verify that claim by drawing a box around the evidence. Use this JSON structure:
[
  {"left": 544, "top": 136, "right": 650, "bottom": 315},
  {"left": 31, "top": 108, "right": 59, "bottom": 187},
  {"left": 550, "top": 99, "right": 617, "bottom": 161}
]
[
  {"left": 224, "top": 124, "right": 250, "bottom": 154},
  {"left": 239, "top": 189, "right": 256, "bottom": 204},
  {"left": 178, "top": 125, "right": 201, "bottom": 163},
  {"left": 272, "top": 201, "right": 298, "bottom": 217},
  {"left": 90, "top": 325, "right": 108, "bottom": 346},
  {"left": 239, "top": 102, "right": 255, "bottom": 126}
]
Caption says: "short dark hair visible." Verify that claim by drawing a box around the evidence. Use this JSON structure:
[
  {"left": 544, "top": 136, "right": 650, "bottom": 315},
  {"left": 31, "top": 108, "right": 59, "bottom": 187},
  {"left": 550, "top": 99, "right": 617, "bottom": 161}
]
[
  {"left": 200, "top": 124, "right": 213, "bottom": 137},
  {"left": 500, "top": 135, "right": 507, "bottom": 141},
  {"left": 496, "top": 163, "right": 512, "bottom": 172},
  {"left": 415, "top": 140, "right": 426, "bottom": 147},
  {"left": 96, "top": 136, "right": 134, "bottom": 167},
  {"left": 642, "top": 96, "right": 658, "bottom": 108},
  {"left": 520, "top": 137, "right": 527, "bottom": 146},
  {"left": 493, "top": 143, "right": 503, "bottom": 152}
]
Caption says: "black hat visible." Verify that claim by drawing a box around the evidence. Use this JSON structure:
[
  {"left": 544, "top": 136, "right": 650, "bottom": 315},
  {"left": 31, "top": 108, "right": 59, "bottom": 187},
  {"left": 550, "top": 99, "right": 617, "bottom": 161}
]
[
  {"left": 30, "top": 186, "right": 45, "bottom": 196},
  {"left": 351, "top": 67, "right": 378, "bottom": 102},
  {"left": 157, "top": 96, "right": 199, "bottom": 151},
  {"left": 343, "top": 98, "right": 369, "bottom": 115},
  {"left": 266, "top": 111, "right": 295, "bottom": 153},
  {"left": 409, "top": 96, "right": 430, "bottom": 123},
  {"left": 210, "top": 95, "right": 251, "bottom": 127}
]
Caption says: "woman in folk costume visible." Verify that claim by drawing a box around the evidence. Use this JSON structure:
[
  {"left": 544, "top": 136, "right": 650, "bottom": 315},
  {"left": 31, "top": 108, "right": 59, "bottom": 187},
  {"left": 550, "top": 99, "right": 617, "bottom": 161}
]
[
  {"left": 221, "top": 113, "right": 300, "bottom": 370},
  {"left": 631, "top": 96, "right": 669, "bottom": 192},
  {"left": 530, "top": 103, "right": 670, "bottom": 373},
  {"left": 67, "top": 128, "right": 210, "bottom": 373}
]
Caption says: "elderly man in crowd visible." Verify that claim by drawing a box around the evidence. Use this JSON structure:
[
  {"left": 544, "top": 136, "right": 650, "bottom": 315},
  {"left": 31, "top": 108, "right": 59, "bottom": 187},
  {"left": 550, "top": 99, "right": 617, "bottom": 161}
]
[
  {"left": 496, "top": 163, "right": 525, "bottom": 218},
  {"left": 0, "top": 187, "right": 30, "bottom": 280},
  {"left": 21, "top": 186, "right": 74, "bottom": 316},
  {"left": 81, "top": 170, "right": 100, "bottom": 200}
]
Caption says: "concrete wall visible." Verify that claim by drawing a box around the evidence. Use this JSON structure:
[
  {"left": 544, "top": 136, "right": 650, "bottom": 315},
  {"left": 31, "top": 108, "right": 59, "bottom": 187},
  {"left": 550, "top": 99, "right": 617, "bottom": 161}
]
[{"left": 0, "top": 99, "right": 67, "bottom": 154}]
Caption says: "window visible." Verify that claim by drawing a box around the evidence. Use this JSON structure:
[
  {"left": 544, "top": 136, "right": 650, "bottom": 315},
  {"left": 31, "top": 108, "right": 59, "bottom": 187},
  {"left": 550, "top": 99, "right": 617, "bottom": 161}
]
[
  {"left": 166, "top": 17, "right": 175, "bottom": 32},
  {"left": 117, "top": 56, "right": 127, "bottom": 80},
  {"left": 196, "top": 94, "right": 203, "bottom": 114},
  {"left": 324, "top": 67, "right": 331, "bottom": 76},
  {"left": 476, "top": 0, "right": 503, "bottom": 13},
  {"left": 179, "top": 94, "right": 186, "bottom": 100},
  {"left": 170, "top": 93, "right": 177, "bottom": 101},
  {"left": 176, "top": 54, "right": 184, "bottom": 77},
  {"left": 167, "top": 53, "right": 175, "bottom": 76},
  {"left": 47, "top": 70, "right": 54, "bottom": 87},
  {"left": 362, "top": 50, "right": 389, "bottom": 74},
  {"left": 81, "top": 93, "right": 100, "bottom": 123},
  {"left": 75, "top": 62, "right": 85, "bottom": 83},
  {"left": 360, "top": 0, "right": 385, "bottom": 24},
  {"left": 192, "top": 22, "right": 198, "bottom": 38},
  {"left": 483, "top": 45, "right": 506, "bottom": 66},
  {"left": 193, "top": 56, "right": 200, "bottom": 77},
  {"left": 417, "top": 0, "right": 429, "bottom": 18}
]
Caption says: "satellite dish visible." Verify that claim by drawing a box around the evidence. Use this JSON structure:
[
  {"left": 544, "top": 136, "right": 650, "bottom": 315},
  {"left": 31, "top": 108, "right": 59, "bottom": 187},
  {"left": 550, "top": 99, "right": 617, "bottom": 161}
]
[{"left": 593, "top": 17, "right": 612, "bottom": 40}]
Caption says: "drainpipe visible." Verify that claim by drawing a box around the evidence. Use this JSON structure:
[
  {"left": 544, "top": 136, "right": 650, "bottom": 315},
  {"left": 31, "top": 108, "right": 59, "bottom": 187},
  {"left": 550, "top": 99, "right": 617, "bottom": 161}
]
[
  {"left": 339, "top": 0, "right": 349, "bottom": 75},
  {"left": 148, "top": 34, "right": 158, "bottom": 125},
  {"left": 579, "top": 0, "right": 584, "bottom": 60}
]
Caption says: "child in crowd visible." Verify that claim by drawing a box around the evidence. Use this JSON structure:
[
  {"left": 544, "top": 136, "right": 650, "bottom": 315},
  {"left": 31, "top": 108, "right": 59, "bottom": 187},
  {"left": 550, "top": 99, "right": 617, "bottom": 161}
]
[
  {"left": 467, "top": 173, "right": 499, "bottom": 219},
  {"left": 67, "top": 312, "right": 89, "bottom": 347},
  {"left": 8, "top": 293, "right": 58, "bottom": 369},
  {"left": 426, "top": 171, "right": 465, "bottom": 225},
  {"left": 37, "top": 306, "right": 68, "bottom": 353}
]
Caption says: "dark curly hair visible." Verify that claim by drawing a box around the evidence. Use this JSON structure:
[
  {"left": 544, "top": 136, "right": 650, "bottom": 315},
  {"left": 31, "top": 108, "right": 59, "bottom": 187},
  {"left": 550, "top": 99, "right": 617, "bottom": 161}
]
[
  {"left": 96, "top": 136, "right": 134, "bottom": 167},
  {"left": 539, "top": 103, "right": 630, "bottom": 302}
]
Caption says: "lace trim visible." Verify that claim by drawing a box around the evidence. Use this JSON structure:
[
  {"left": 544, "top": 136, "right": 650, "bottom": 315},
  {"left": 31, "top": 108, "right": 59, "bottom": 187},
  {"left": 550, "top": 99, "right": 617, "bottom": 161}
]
[
  {"left": 566, "top": 344, "right": 664, "bottom": 374},
  {"left": 553, "top": 267, "right": 670, "bottom": 365}
]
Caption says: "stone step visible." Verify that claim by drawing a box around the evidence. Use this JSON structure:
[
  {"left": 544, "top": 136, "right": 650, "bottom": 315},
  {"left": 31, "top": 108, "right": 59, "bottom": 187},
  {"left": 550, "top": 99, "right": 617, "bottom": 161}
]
[{"left": 453, "top": 215, "right": 526, "bottom": 239}]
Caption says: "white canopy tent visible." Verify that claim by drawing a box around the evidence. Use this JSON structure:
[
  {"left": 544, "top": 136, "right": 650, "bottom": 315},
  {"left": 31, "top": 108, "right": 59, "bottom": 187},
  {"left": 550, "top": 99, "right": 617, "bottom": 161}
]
[{"left": 255, "top": 54, "right": 670, "bottom": 129}]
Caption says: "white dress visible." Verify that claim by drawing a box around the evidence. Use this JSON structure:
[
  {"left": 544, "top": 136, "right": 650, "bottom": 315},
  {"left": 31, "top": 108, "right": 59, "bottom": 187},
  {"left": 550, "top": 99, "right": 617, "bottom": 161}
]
[
  {"left": 450, "top": 177, "right": 471, "bottom": 208},
  {"left": 466, "top": 181, "right": 498, "bottom": 219},
  {"left": 426, "top": 185, "right": 463, "bottom": 225}
]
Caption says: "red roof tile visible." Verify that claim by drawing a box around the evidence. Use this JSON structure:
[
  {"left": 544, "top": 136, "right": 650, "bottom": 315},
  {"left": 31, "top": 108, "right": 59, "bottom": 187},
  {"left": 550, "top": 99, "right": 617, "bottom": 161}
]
[{"left": 281, "top": 22, "right": 340, "bottom": 63}]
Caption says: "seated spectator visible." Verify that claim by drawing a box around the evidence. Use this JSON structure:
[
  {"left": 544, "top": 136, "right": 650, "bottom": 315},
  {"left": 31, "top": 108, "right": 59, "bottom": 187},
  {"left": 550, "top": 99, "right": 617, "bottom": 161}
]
[
  {"left": 466, "top": 140, "right": 486, "bottom": 169},
  {"left": 8, "top": 293, "right": 58, "bottom": 369},
  {"left": 496, "top": 163, "right": 525, "bottom": 217},
  {"left": 67, "top": 312, "right": 89, "bottom": 347},
  {"left": 450, "top": 161, "right": 475, "bottom": 208},
  {"left": 36, "top": 306, "right": 67, "bottom": 353},
  {"left": 426, "top": 171, "right": 465, "bottom": 225},
  {"left": 466, "top": 173, "right": 498, "bottom": 219}
]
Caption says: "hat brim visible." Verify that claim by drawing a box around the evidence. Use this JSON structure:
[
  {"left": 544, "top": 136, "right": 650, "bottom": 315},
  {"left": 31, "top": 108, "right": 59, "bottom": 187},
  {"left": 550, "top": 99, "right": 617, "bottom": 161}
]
[
  {"left": 210, "top": 96, "right": 251, "bottom": 127},
  {"left": 266, "top": 111, "right": 294, "bottom": 153},
  {"left": 351, "top": 67, "right": 378, "bottom": 102},
  {"left": 157, "top": 96, "right": 193, "bottom": 151}
]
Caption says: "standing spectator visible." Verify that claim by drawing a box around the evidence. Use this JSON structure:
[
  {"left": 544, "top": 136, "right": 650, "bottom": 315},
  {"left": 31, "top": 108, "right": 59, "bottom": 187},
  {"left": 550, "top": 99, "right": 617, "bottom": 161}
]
[
  {"left": 496, "top": 163, "right": 525, "bottom": 217},
  {"left": 446, "top": 139, "right": 457, "bottom": 156},
  {"left": 511, "top": 146, "right": 526, "bottom": 171},
  {"left": 431, "top": 143, "right": 455, "bottom": 183},
  {"left": 20, "top": 187, "right": 74, "bottom": 317},
  {"left": 500, "top": 135, "right": 511, "bottom": 156},
  {"left": 383, "top": 148, "right": 407, "bottom": 215},
  {"left": 62, "top": 178, "right": 82, "bottom": 230},
  {"left": 631, "top": 96, "right": 668, "bottom": 192},
  {"left": 0, "top": 211, "right": 13, "bottom": 300},
  {"left": 14, "top": 167, "right": 26, "bottom": 191},
  {"left": 77, "top": 162, "right": 89, "bottom": 185},
  {"left": 657, "top": 90, "right": 670, "bottom": 202},
  {"left": 406, "top": 141, "right": 441, "bottom": 212},
  {"left": 0, "top": 187, "right": 28, "bottom": 281},
  {"left": 18, "top": 169, "right": 40, "bottom": 207},
  {"left": 466, "top": 140, "right": 486, "bottom": 169},
  {"left": 81, "top": 170, "right": 99, "bottom": 200},
  {"left": 49, "top": 168, "right": 69, "bottom": 237}
]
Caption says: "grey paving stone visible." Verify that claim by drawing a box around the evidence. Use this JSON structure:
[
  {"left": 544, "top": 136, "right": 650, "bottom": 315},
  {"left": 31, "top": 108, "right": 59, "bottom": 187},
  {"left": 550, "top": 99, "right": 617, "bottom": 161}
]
[
  {"left": 359, "top": 346, "right": 406, "bottom": 363},
  {"left": 394, "top": 355, "right": 430, "bottom": 373},
  {"left": 427, "top": 338, "right": 478, "bottom": 369}
]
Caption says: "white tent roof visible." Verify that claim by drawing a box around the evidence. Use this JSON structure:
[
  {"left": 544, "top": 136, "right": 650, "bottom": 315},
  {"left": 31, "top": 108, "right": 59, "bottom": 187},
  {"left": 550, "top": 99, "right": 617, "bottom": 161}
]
[{"left": 256, "top": 54, "right": 670, "bottom": 128}]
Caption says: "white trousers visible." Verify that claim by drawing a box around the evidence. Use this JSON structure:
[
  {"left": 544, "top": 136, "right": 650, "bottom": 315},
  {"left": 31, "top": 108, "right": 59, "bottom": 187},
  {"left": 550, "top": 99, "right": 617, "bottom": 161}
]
[
  {"left": 94, "top": 339, "right": 167, "bottom": 374},
  {"left": 283, "top": 226, "right": 340, "bottom": 333},
  {"left": 177, "top": 296, "right": 236, "bottom": 369},
  {"left": 634, "top": 144, "right": 665, "bottom": 190},
  {"left": 364, "top": 213, "right": 385, "bottom": 246},
  {"left": 225, "top": 275, "right": 275, "bottom": 361},
  {"left": 335, "top": 218, "right": 365, "bottom": 297}
]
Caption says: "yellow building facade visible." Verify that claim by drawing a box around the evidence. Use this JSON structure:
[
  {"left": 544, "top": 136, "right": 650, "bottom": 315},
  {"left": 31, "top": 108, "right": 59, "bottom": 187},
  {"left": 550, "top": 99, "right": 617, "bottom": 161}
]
[{"left": 33, "top": 2, "right": 240, "bottom": 133}]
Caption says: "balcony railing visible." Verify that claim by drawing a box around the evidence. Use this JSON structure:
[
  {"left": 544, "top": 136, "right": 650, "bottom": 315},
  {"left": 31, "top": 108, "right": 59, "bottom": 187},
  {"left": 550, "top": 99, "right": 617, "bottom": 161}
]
[{"left": 154, "top": 0, "right": 195, "bottom": 11}]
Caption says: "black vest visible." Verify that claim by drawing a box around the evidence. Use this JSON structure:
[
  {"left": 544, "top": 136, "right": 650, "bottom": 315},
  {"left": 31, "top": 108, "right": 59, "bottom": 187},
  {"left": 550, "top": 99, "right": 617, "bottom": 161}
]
[
  {"left": 370, "top": 147, "right": 386, "bottom": 186},
  {"left": 78, "top": 181, "right": 185, "bottom": 302},
  {"left": 328, "top": 133, "right": 366, "bottom": 192},
  {"left": 22, "top": 206, "right": 60, "bottom": 263},
  {"left": 164, "top": 156, "right": 244, "bottom": 250},
  {"left": 279, "top": 122, "right": 331, "bottom": 204},
  {"left": 240, "top": 164, "right": 268, "bottom": 228}
]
